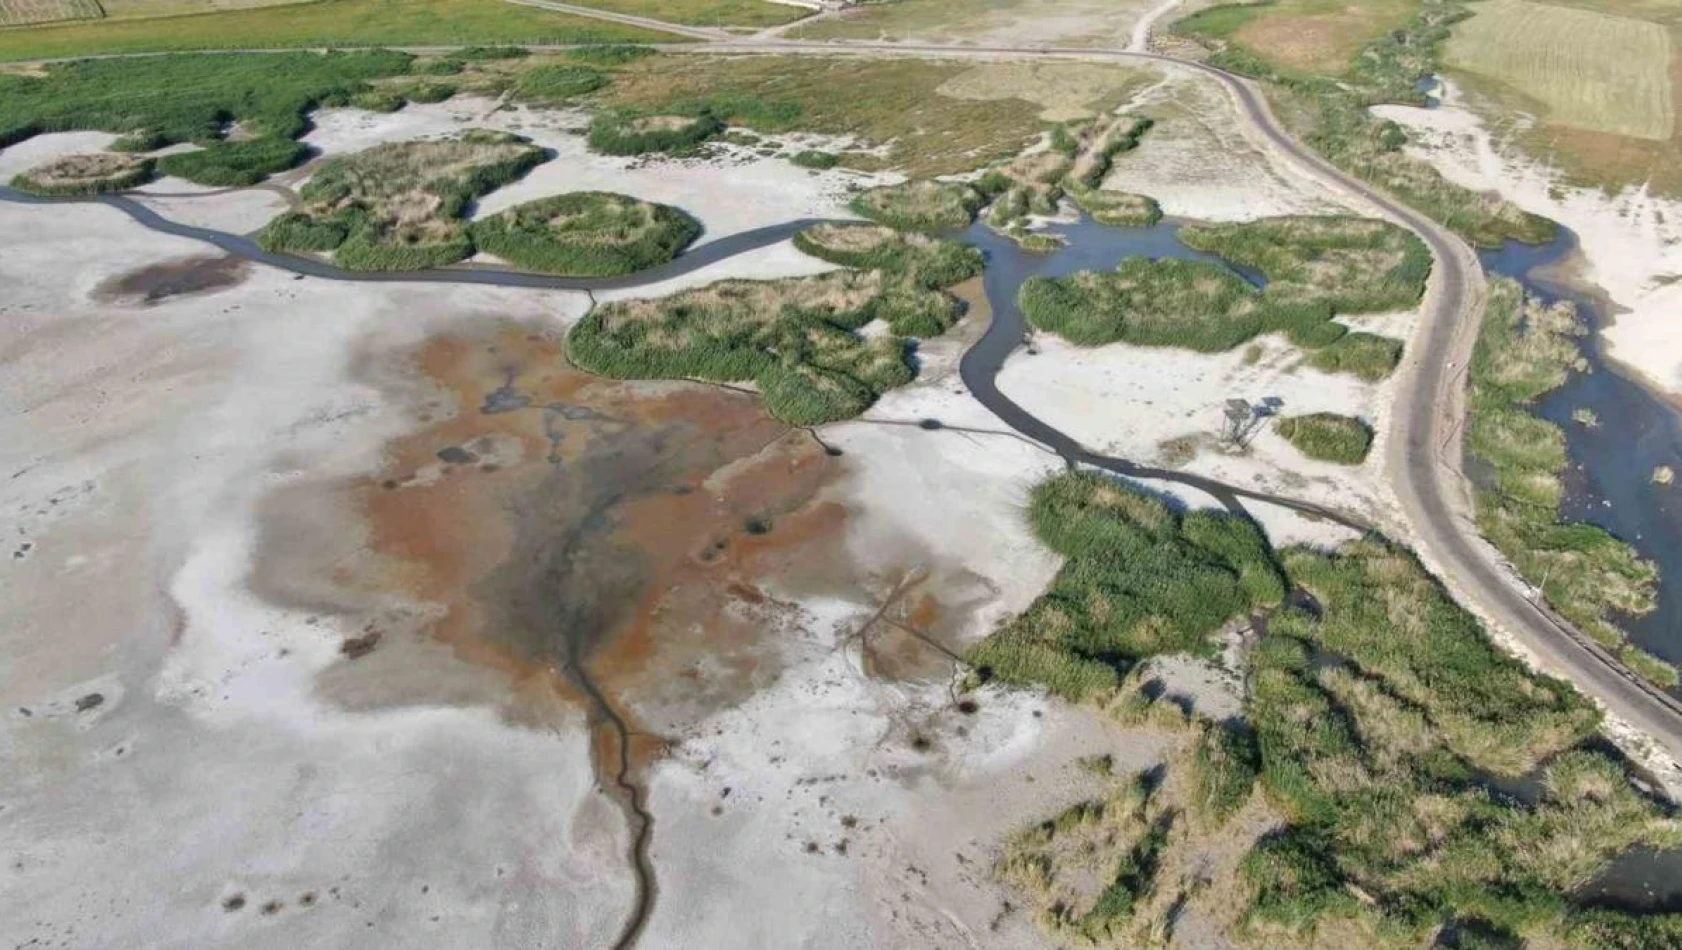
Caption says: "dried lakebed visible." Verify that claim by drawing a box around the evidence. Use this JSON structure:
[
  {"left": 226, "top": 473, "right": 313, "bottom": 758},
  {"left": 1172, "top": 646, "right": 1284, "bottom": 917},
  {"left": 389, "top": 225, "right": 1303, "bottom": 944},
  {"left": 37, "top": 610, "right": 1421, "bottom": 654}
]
[{"left": 0, "top": 185, "right": 1410, "bottom": 943}]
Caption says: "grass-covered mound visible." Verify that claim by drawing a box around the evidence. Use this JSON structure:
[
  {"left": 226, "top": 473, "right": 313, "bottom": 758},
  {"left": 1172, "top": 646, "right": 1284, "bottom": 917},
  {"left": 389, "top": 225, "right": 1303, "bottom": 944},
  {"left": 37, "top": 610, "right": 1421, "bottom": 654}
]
[
  {"left": 567, "top": 270, "right": 956, "bottom": 425},
  {"left": 0, "top": 51, "right": 414, "bottom": 187},
  {"left": 1468, "top": 278, "right": 1669, "bottom": 686},
  {"left": 258, "top": 130, "right": 546, "bottom": 271},
  {"left": 1240, "top": 541, "right": 1676, "bottom": 947},
  {"left": 849, "top": 179, "right": 984, "bottom": 232},
  {"left": 1065, "top": 186, "right": 1161, "bottom": 227},
  {"left": 586, "top": 111, "right": 724, "bottom": 155},
  {"left": 470, "top": 192, "right": 700, "bottom": 277},
  {"left": 10, "top": 152, "right": 154, "bottom": 196},
  {"left": 978, "top": 114, "right": 1157, "bottom": 241},
  {"left": 510, "top": 64, "right": 609, "bottom": 104},
  {"left": 793, "top": 222, "right": 983, "bottom": 291},
  {"left": 1274, "top": 412, "right": 1373, "bottom": 464},
  {"left": 986, "top": 499, "right": 1681, "bottom": 947},
  {"left": 1019, "top": 214, "right": 1419, "bottom": 379},
  {"left": 966, "top": 473, "right": 1285, "bottom": 702}
]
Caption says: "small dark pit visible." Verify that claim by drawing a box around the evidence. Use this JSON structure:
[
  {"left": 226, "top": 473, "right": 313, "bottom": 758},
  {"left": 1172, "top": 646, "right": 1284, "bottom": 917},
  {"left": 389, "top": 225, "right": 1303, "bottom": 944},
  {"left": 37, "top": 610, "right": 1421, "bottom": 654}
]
[
  {"left": 436, "top": 446, "right": 477, "bottom": 465},
  {"left": 340, "top": 631, "right": 383, "bottom": 660},
  {"left": 222, "top": 894, "right": 246, "bottom": 913},
  {"left": 956, "top": 699, "right": 979, "bottom": 715},
  {"left": 74, "top": 693, "right": 104, "bottom": 713},
  {"left": 918, "top": 418, "right": 943, "bottom": 430},
  {"left": 744, "top": 518, "right": 772, "bottom": 536}
]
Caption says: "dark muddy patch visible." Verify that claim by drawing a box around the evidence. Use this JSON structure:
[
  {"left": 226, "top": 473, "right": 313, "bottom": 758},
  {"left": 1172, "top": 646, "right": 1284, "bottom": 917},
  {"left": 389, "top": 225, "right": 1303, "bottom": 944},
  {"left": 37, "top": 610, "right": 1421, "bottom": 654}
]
[{"left": 93, "top": 254, "right": 250, "bottom": 305}]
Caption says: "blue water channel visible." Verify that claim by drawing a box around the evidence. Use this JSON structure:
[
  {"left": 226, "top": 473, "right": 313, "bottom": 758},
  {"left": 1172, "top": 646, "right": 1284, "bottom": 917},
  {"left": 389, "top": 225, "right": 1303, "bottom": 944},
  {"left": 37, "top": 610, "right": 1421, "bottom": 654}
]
[{"left": 1479, "top": 232, "right": 1682, "bottom": 675}]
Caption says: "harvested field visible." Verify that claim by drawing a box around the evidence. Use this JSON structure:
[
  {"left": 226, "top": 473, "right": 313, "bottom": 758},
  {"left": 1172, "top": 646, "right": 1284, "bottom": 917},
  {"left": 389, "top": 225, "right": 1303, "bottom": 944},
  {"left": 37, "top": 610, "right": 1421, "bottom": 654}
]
[
  {"left": 559, "top": 0, "right": 808, "bottom": 27},
  {"left": 0, "top": 0, "right": 100, "bottom": 26},
  {"left": 794, "top": 0, "right": 1159, "bottom": 47},
  {"left": 469, "top": 191, "right": 700, "bottom": 277},
  {"left": 1445, "top": 0, "right": 1675, "bottom": 140},
  {"left": 97, "top": 0, "right": 313, "bottom": 17},
  {"left": 1175, "top": 0, "right": 1421, "bottom": 77},
  {"left": 10, "top": 151, "right": 152, "bottom": 196},
  {"left": 259, "top": 130, "right": 547, "bottom": 270}
]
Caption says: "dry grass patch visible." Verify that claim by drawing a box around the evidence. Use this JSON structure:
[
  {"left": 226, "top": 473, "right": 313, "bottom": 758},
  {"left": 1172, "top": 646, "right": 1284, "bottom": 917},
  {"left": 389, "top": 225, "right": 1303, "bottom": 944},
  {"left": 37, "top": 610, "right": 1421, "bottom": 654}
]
[
  {"left": 1178, "top": 0, "right": 1422, "bottom": 77},
  {"left": 11, "top": 151, "right": 153, "bottom": 195},
  {"left": 0, "top": 0, "right": 100, "bottom": 26},
  {"left": 1445, "top": 0, "right": 1675, "bottom": 140},
  {"left": 936, "top": 61, "right": 1157, "bottom": 122},
  {"left": 604, "top": 54, "right": 1147, "bottom": 176}
]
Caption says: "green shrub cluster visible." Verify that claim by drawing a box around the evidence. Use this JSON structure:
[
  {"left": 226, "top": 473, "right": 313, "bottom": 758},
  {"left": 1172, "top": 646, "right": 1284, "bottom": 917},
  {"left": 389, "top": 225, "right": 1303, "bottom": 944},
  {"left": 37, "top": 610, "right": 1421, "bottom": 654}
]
[
  {"left": 1274, "top": 412, "right": 1373, "bottom": 464},
  {"left": 1467, "top": 278, "right": 1668, "bottom": 684},
  {"left": 0, "top": 51, "right": 413, "bottom": 186},
  {"left": 564, "top": 44, "right": 656, "bottom": 67},
  {"left": 788, "top": 149, "right": 839, "bottom": 170},
  {"left": 400, "top": 81, "right": 458, "bottom": 104},
  {"left": 1237, "top": 540, "right": 1678, "bottom": 947},
  {"left": 966, "top": 472, "right": 1285, "bottom": 702},
  {"left": 350, "top": 88, "right": 407, "bottom": 113},
  {"left": 1019, "top": 215, "right": 1415, "bottom": 378},
  {"left": 1188, "top": 720, "right": 1259, "bottom": 826},
  {"left": 586, "top": 111, "right": 725, "bottom": 155},
  {"left": 1173, "top": 1, "right": 1555, "bottom": 248},
  {"left": 156, "top": 137, "right": 309, "bottom": 187},
  {"left": 567, "top": 269, "right": 954, "bottom": 425},
  {"left": 470, "top": 192, "right": 700, "bottom": 277},
  {"left": 849, "top": 179, "right": 984, "bottom": 232},
  {"left": 257, "top": 130, "right": 546, "bottom": 271},
  {"left": 511, "top": 65, "right": 608, "bottom": 104}
]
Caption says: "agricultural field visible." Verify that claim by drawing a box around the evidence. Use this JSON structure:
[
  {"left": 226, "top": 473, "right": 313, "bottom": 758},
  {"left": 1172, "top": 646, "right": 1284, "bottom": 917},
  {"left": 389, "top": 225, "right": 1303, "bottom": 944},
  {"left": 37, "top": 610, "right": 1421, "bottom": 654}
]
[
  {"left": 0, "top": 0, "right": 678, "bottom": 61},
  {"left": 792, "top": 0, "right": 1157, "bottom": 47},
  {"left": 0, "top": 0, "right": 100, "bottom": 26},
  {"left": 601, "top": 53, "right": 1154, "bottom": 176},
  {"left": 1172, "top": 0, "right": 1421, "bottom": 77},
  {"left": 1444, "top": 0, "right": 1675, "bottom": 140},
  {"left": 560, "top": 0, "right": 808, "bottom": 28}
]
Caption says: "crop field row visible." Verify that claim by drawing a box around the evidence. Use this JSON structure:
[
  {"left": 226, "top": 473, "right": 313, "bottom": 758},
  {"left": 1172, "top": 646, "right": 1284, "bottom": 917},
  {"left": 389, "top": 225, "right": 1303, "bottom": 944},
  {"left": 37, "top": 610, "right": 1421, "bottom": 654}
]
[
  {"left": 1445, "top": 0, "right": 1675, "bottom": 140},
  {"left": 0, "top": 0, "right": 101, "bottom": 26}
]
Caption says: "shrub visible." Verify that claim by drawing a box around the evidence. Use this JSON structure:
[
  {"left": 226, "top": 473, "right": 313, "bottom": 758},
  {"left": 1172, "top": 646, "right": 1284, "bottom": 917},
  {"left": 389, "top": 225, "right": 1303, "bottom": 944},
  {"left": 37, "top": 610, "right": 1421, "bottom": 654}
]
[
  {"left": 1274, "top": 412, "right": 1374, "bottom": 464},
  {"left": 156, "top": 136, "right": 310, "bottom": 187},
  {"left": 457, "top": 46, "right": 530, "bottom": 60},
  {"left": 350, "top": 88, "right": 406, "bottom": 112},
  {"left": 400, "top": 81, "right": 457, "bottom": 104},
  {"left": 566, "top": 44, "right": 656, "bottom": 67},
  {"left": 1307, "top": 331, "right": 1403, "bottom": 380},
  {"left": 470, "top": 192, "right": 700, "bottom": 277}
]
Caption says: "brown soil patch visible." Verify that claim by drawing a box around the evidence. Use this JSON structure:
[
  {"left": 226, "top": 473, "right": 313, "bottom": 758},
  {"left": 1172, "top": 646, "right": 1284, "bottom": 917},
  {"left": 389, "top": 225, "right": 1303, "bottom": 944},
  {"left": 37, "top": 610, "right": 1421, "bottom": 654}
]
[{"left": 93, "top": 254, "right": 251, "bottom": 305}]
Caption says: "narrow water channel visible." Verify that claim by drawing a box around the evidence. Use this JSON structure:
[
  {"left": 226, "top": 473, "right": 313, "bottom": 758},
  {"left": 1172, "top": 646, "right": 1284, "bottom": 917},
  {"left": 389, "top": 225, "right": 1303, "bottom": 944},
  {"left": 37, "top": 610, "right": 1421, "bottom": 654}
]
[{"left": 1479, "top": 231, "right": 1682, "bottom": 674}]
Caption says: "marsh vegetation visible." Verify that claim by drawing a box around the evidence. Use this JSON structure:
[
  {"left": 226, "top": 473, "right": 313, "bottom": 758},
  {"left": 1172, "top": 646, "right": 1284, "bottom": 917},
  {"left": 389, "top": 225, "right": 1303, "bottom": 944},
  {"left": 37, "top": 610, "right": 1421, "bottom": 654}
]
[
  {"left": 258, "top": 130, "right": 547, "bottom": 270},
  {"left": 1467, "top": 278, "right": 1671, "bottom": 686},
  {"left": 1019, "top": 215, "right": 1419, "bottom": 379},
  {"left": 849, "top": 179, "right": 985, "bottom": 232},
  {"left": 10, "top": 151, "right": 153, "bottom": 196},
  {"left": 470, "top": 192, "right": 699, "bottom": 277},
  {"left": 1274, "top": 412, "right": 1374, "bottom": 464},
  {"left": 981, "top": 475, "right": 1682, "bottom": 947}
]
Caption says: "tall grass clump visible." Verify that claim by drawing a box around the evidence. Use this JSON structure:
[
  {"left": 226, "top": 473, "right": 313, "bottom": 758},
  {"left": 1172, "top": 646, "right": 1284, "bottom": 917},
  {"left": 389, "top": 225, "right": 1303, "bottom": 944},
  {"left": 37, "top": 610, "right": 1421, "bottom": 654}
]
[
  {"left": 1173, "top": 0, "right": 1556, "bottom": 248},
  {"left": 510, "top": 65, "right": 608, "bottom": 104},
  {"left": 967, "top": 472, "right": 1284, "bottom": 702},
  {"left": 470, "top": 192, "right": 699, "bottom": 277},
  {"left": 586, "top": 110, "right": 724, "bottom": 155},
  {"left": 567, "top": 269, "right": 959, "bottom": 425},
  {"left": 850, "top": 179, "right": 984, "bottom": 232},
  {"left": 1274, "top": 413, "right": 1373, "bottom": 464},
  {"left": 1019, "top": 214, "right": 1414, "bottom": 378},
  {"left": 1233, "top": 539, "right": 1680, "bottom": 947},
  {"left": 258, "top": 130, "right": 546, "bottom": 271},
  {"left": 564, "top": 44, "right": 656, "bottom": 67},
  {"left": 793, "top": 222, "right": 983, "bottom": 291},
  {"left": 0, "top": 51, "right": 414, "bottom": 185},
  {"left": 1467, "top": 278, "right": 1667, "bottom": 684},
  {"left": 156, "top": 137, "right": 310, "bottom": 187},
  {"left": 10, "top": 152, "right": 154, "bottom": 196}
]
